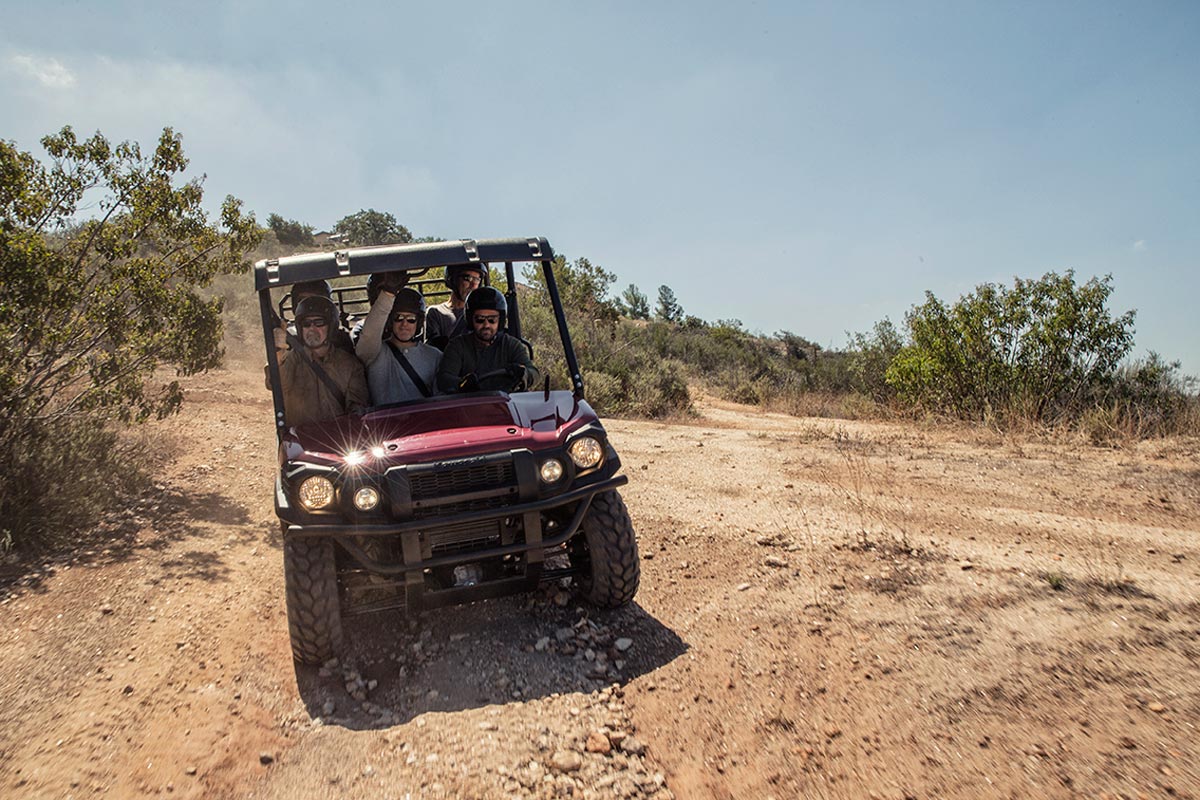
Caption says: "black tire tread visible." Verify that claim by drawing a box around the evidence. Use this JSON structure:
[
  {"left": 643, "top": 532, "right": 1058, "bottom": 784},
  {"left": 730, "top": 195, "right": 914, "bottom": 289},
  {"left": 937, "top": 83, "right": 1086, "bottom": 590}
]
[
  {"left": 284, "top": 536, "right": 343, "bottom": 664},
  {"left": 578, "top": 490, "right": 640, "bottom": 607}
]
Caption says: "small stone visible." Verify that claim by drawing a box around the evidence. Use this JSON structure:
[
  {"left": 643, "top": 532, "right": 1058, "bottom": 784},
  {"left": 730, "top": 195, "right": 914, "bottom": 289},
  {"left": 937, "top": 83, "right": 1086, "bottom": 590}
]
[
  {"left": 764, "top": 555, "right": 788, "bottom": 568},
  {"left": 1148, "top": 702, "right": 1167, "bottom": 713},
  {"left": 100, "top": 605, "right": 114, "bottom": 615},
  {"left": 586, "top": 732, "right": 612, "bottom": 754},
  {"left": 479, "top": 721, "right": 498, "bottom": 731},
  {"left": 555, "top": 627, "right": 575, "bottom": 642},
  {"left": 184, "top": 766, "right": 197, "bottom": 776},
  {"left": 553, "top": 591, "right": 571, "bottom": 607},
  {"left": 259, "top": 752, "right": 274, "bottom": 765},
  {"left": 736, "top": 583, "right": 751, "bottom": 591},
  {"left": 960, "top": 560, "right": 974, "bottom": 570},
  {"left": 535, "top": 637, "right": 550, "bottom": 651},
  {"left": 614, "top": 638, "right": 633, "bottom": 652},
  {"left": 550, "top": 750, "right": 583, "bottom": 772},
  {"left": 322, "top": 700, "right": 335, "bottom": 715},
  {"left": 620, "top": 736, "right": 646, "bottom": 755}
]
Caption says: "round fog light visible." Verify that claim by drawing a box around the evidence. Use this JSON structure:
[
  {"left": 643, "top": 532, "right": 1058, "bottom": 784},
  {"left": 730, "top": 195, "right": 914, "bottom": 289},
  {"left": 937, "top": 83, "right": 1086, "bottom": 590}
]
[
  {"left": 567, "top": 436, "right": 603, "bottom": 469},
  {"left": 539, "top": 458, "right": 564, "bottom": 483},
  {"left": 353, "top": 486, "right": 380, "bottom": 511},
  {"left": 298, "top": 475, "right": 335, "bottom": 510}
]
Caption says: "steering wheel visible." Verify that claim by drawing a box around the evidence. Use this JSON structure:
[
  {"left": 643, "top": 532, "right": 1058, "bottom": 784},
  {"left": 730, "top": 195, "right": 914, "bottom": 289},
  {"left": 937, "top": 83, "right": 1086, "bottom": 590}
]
[{"left": 460, "top": 367, "right": 527, "bottom": 393}]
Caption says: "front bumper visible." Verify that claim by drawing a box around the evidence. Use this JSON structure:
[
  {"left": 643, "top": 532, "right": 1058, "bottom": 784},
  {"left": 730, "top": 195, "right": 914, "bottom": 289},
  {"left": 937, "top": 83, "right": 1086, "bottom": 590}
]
[{"left": 280, "top": 474, "right": 628, "bottom": 611}]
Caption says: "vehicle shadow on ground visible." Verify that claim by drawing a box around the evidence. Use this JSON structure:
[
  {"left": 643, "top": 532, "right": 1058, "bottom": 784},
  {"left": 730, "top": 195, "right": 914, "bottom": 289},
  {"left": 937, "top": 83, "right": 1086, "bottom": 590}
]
[{"left": 294, "top": 594, "right": 688, "bottom": 730}]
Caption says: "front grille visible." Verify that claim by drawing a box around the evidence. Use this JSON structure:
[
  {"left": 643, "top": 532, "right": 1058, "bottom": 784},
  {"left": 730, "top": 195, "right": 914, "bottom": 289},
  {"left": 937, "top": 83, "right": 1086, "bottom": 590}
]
[
  {"left": 406, "top": 455, "right": 519, "bottom": 520},
  {"left": 429, "top": 521, "right": 502, "bottom": 556},
  {"left": 410, "top": 460, "right": 514, "bottom": 497}
]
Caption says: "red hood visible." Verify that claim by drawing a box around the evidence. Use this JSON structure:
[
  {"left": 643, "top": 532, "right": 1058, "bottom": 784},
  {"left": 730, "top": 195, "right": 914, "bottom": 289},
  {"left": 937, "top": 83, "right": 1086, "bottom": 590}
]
[{"left": 281, "top": 391, "right": 599, "bottom": 466}]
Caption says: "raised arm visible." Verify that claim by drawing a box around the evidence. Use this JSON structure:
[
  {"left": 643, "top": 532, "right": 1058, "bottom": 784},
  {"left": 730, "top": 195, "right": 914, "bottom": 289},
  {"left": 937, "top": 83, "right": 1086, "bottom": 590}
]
[{"left": 354, "top": 291, "right": 396, "bottom": 364}]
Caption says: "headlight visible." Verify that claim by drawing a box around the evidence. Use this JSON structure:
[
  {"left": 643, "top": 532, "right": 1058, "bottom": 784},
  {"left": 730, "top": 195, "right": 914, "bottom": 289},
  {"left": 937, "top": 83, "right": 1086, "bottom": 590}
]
[
  {"left": 353, "top": 486, "right": 381, "bottom": 511},
  {"left": 344, "top": 451, "right": 367, "bottom": 466},
  {"left": 567, "top": 436, "right": 604, "bottom": 469},
  {"left": 539, "top": 458, "right": 564, "bottom": 484},
  {"left": 298, "top": 475, "right": 335, "bottom": 510}
]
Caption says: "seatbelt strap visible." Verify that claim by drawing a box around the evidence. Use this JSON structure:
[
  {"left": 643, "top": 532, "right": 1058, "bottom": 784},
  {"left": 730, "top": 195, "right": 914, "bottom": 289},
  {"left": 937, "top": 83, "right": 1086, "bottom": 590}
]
[
  {"left": 388, "top": 343, "right": 433, "bottom": 398},
  {"left": 286, "top": 331, "right": 348, "bottom": 409}
]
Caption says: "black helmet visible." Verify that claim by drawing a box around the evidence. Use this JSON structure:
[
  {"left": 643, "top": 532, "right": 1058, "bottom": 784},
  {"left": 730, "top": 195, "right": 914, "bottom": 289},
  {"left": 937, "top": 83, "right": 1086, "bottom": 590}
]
[
  {"left": 388, "top": 288, "right": 427, "bottom": 337},
  {"left": 294, "top": 295, "right": 338, "bottom": 328},
  {"left": 443, "top": 263, "right": 486, "bottom": 290},
  {"left": 292, "top": 279, "right": 332, "bottom": 301},
  {"left": 465, "top": 286, "right": 507, "bottom": 329}
]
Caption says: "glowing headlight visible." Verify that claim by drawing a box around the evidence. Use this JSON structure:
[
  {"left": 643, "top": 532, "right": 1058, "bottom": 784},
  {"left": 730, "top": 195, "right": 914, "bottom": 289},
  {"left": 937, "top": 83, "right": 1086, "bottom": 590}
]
[
  {"left": 539, "top": 458, "right": 564, "bottom": 483},
  {"left": 353, "top": 486, "right": 380, "bottom": 511},
  {"left": 298, "top": 475, "right": 335, "bottom": 510},
  {"left": 567, "top": 436, "right": 604, "bottom": 469},
  {"left": 344, "top": 451, "right": 367, "bottom": 466}
]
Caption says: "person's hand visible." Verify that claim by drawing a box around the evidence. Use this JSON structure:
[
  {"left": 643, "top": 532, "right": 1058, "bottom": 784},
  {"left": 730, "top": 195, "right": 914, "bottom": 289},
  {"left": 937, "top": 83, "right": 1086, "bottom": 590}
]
[
  {"left": 380, "top": 272, "right": 408, "bottom": 294},
  {"left": 507, "top": 364, "right": 525, "bottom": 380},
  {"left": 273, "top": 324, "right": 289, "bottom": 352},
  {"left": 457, "top": 373, "right": 479, "bottom": 392}
]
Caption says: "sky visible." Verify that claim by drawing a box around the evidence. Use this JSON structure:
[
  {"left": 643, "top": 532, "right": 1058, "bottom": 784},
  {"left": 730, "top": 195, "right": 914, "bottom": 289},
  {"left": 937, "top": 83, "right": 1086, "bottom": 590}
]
[{"left": 3, "top": 1, "right": 1198, "bottom": 375}]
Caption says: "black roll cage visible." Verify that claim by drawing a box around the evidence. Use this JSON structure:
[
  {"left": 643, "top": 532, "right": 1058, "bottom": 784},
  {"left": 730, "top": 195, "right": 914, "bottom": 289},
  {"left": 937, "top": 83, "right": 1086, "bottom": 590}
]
[{"left": 256, "top": 237, "right": 584, "bottom": 439}]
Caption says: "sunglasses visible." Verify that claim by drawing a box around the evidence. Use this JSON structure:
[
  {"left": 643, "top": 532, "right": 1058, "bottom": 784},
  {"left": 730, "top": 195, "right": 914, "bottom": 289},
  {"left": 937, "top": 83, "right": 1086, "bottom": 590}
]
[
  {"left": 473, "top": 315, "right": 500, "bottom": 325},
  {"left": 298, "top": 317, "right": 329, "bottom": 328},
  {"left": 391, "top": 315, "right": 419, "bottom": 325},
  {"left": 457, "top": 274, "right": 483, "bottom": 286}
]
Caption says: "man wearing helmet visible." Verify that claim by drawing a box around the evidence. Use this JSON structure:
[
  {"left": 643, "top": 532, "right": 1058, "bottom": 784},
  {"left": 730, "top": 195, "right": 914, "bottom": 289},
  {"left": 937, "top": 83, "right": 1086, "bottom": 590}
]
[
  {"left": 425, "top": 263, "right": 484, "bottom": 349},
  {"left": 274, "top": 279, "right": 355, "bottom": 354},
  {"left": 437, "top": 286, "right": 540, "bottom": 393},
  {"left": 276, "top": 295, "right": 369, "bottom": 427},
  {"left": 355, "top": 284, "right": 442, "bottom": 405}
]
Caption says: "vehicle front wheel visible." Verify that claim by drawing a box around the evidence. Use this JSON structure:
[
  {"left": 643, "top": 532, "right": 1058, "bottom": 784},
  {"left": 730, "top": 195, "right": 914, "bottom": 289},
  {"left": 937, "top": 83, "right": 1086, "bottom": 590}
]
[
  {"left": 284, "top": 535, "right": 343, "bottom": 664},
  {"left": 573, "top": 490, "right": 639, "bottom": 607}
]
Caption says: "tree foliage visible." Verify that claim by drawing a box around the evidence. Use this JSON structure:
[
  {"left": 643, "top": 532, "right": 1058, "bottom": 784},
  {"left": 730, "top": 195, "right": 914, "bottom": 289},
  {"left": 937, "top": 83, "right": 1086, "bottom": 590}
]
[
  {"left": 333, "top": 208, "right": 412, "bottom": 246},
  {"left": 616, "top": 283, "right": 650, "bottom": 320},
  {"left": 847, "top": 319, "right": 903, "bottom": 402},
  {"left": 1, "top": 126, "right": 260, "bottom": 550},
  {"left": 655, "top": 284, "right": 683, "bottom": 323},
  {"left": 267, "top": 212, "right": 313, "bottom": 246},
  {"left": 885, "top": 271, "right": 1136, "bottom": 422},
  {"left": 523, "top": 255, "right": 620, "bottom": 323}
]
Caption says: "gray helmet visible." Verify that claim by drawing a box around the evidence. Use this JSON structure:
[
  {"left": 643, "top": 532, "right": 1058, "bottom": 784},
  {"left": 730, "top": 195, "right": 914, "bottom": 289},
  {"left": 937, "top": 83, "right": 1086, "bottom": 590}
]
[
  {"left": 388, "top": 288, "right": 427, "bottom": 337},
  {"left": 464, "top": 286, "right": 507, "bottom": 329},
  {"left": 294, "top": 295, "right": 338, "bottom": 328}
]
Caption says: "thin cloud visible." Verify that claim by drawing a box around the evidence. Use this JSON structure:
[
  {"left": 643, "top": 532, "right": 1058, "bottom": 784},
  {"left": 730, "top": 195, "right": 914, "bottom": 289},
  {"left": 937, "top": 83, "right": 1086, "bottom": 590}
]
[
  {"left": 1132, "top": 239, "right": 1147, "bottom": 252},
  {"left": 7, "top": 54, "right": 76, "bottom": 88}
]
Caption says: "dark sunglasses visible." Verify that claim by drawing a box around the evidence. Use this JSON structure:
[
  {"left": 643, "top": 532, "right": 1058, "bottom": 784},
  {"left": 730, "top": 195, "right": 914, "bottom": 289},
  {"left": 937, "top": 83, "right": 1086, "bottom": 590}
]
[
  {"left": 298, "top": 317, "right": 329, "bottom": 329},
  {"left": 391, "top": 315, "right": 419, "bottom": 325},
  {"left": 473, "top": 315, "right": 500, "bottom": 325}
]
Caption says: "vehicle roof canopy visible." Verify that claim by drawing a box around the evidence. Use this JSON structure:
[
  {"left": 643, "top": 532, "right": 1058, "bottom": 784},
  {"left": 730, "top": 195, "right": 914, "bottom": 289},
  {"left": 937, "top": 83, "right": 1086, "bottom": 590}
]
[{"left": 253, "top": 237, "right": 555, "bottom": 292}]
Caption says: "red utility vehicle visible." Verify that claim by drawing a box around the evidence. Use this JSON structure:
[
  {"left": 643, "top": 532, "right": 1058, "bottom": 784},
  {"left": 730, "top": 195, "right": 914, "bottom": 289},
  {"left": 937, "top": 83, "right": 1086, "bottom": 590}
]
[{"left": 257, "top": 238, "right": 639, "bottom": 663}]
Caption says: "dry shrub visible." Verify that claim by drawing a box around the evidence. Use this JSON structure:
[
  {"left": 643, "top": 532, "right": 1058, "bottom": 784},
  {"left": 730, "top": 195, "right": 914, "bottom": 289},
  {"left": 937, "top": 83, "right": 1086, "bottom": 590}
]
[{"left": 0, "top": 417, "right": 153, "bottom": 554}]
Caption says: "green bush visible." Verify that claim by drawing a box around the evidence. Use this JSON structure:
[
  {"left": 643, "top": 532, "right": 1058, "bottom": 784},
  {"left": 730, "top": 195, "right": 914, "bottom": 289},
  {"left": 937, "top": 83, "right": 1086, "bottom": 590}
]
[
  {"left": 0, "top": 417, "right": 150, "bottom": 553},
  {"left": 1, "top": 126, "right": 258, "bottom": 552},
  {"left": 886, "top": 271, "right": 1136, "bottom": 424}
]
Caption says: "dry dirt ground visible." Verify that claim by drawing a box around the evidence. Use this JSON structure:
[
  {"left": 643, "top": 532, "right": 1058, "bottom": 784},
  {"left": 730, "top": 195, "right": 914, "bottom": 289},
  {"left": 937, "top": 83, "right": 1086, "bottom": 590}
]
[{"left": 1, "top": 358, "right": 1198, "bottom": 800}]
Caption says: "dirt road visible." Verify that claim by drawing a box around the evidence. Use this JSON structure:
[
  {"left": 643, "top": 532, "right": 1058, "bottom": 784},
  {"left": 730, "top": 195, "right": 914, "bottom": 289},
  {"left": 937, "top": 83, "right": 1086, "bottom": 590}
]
[{"left": 2, "top": 359, "right": 1198, "bottom": 799}]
